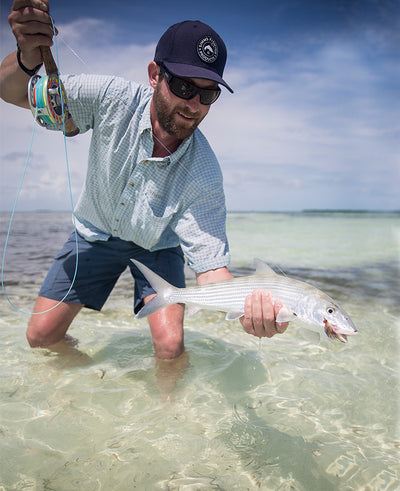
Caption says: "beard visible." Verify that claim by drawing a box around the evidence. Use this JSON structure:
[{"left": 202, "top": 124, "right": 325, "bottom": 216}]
[{"left": 153, "top": 83, "right": 205, "bottom": 140}]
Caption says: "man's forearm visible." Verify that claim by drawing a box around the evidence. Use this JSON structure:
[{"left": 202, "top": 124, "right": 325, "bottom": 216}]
[
  {"left": 0, "top": 51, "right": 31, "bottom": 108},
  {"left": 196, "top": 266, "right": 233, "bottom": 286}
]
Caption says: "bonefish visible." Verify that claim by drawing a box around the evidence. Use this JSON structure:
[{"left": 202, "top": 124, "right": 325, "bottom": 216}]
[{"left": 132, "top": 259, "right": 357, "bottom": 342}]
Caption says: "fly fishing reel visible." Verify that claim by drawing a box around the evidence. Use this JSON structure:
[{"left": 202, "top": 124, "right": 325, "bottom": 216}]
[
  {"left": 28, "top": 73, "right": 69, "bottom": 130},
  {"left": 27, "top": 44, "right": 79, "bottom": 137}
]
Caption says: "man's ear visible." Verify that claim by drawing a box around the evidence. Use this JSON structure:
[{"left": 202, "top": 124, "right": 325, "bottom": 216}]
[{"left": 148, "top": 61, "right": 160, "bottom": 89}]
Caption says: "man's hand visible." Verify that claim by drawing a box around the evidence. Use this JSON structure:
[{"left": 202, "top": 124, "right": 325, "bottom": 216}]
[
  {"left": 8, "top": 0, "right": 54, "bottom": 68},
  {"left": 1, "top": 0, "right": 54, "bottom": 106},
  {"left": 240, "top": 289, "right": 289, "bottom": 338},
  {"left": 196, "top": 268, "right": 290, "bottom": 338}
]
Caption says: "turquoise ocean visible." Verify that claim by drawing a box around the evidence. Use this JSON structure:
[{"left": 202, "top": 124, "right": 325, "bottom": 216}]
[{"left": 0, "top": 211, "right": 399, "bottom": 490}]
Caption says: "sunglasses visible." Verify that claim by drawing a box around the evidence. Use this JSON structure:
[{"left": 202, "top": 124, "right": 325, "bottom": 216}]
[{"left": 160, "top": 65, "right": 221, "bottom": 105}]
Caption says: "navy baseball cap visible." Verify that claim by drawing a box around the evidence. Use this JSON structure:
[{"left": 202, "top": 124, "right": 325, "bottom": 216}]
[{"left": 154, "top": 20, "right": 233, "bottom": 93}]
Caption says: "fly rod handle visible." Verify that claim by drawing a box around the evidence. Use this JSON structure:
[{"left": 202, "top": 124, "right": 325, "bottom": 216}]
[{"left": 40, "top": 45, "right": 58, "bottom": 74}]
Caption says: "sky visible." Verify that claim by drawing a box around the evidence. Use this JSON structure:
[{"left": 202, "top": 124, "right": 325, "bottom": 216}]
[{"left": 0, "top": 0, "right": 399, "bottom": 212}]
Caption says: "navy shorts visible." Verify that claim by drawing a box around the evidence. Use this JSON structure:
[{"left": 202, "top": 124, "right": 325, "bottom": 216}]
[{"left": 39, "top": 232, "right": 185, "bottom": 313}]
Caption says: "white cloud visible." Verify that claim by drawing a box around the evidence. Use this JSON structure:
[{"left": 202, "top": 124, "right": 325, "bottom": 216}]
[
  {"left": 55, "top": 18, "right": 155, "bottom": 83},
  {"left": 201, "top": 36, "right": 399, "bottom": 210}
]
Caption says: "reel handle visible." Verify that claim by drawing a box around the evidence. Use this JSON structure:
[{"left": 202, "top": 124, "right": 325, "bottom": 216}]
[{"left": 40, "top": 46, "right": 79, "bottom": 137}]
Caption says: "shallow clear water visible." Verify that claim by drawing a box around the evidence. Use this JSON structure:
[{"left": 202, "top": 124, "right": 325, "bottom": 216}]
[{"left": 1, "top": 211, "right": 399, "bottom": 490}]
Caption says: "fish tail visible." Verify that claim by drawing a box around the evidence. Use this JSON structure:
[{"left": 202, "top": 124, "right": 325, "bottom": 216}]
[{"left": 131, "top": 259, "right": 177, "bottom": 318}]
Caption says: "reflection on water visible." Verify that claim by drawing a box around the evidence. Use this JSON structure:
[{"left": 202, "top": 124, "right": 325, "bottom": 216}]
[{"left": 1, "top": 212, "right": 399, "bottom": 489}]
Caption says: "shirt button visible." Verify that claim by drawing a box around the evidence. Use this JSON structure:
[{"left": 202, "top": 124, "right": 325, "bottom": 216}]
[
  {"left": 143, "top": 159, "right": 148, "bottom": 164},
  {"left": 115, "top": 218, "right": 119, "bottom": 222},
  {"left": 129, "top": 182, "right": 134, "bottom": 187},
  {"left": 120, "top": 202, "right": 125, "bottom": 206}
]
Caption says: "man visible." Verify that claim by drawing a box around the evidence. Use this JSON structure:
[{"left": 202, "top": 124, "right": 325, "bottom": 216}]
[{"left": 0, "top": 0, "right": 288, "bottom": 360}]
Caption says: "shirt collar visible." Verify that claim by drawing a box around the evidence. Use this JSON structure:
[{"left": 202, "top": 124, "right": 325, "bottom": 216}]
[{"left": 138, "top": 98, "right": 152, "bottom": 135}]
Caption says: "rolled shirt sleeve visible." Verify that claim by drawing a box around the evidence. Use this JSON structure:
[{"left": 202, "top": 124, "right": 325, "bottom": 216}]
[{"left": 173, "top": 185, "right": 229, "bottom": 273}]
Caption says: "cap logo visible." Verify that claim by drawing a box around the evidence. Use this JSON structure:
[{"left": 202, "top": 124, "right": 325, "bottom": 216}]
[{"left": 197, "top": 36, "right": 218, "bottom": 64}]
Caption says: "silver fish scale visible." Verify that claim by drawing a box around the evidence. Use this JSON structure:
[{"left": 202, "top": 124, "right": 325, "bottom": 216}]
[{"left": 169, "top": 275, "right": 314, "bottom": 313}]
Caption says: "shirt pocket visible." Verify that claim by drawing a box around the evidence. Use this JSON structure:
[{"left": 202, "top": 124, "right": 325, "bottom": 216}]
[
  {"left": 131, "top": 197, "right": 176, "bottom": 249},
  {"left": 144, "top": 188, "right": 171, "bottom": 218}
]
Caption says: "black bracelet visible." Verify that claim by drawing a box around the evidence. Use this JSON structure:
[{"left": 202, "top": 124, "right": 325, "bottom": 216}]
[{"left": 17, "top": 47, "right": 43, "bottom": 76}]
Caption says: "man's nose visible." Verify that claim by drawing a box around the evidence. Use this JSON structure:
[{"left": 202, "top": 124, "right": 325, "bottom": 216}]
[{"left": 185, "top": 94, "right": 201, "bottom": 112}]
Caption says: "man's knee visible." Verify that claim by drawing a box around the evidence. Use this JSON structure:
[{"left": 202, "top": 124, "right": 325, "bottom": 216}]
[
  {"left": 26, "top": 317, "right": 66, "bottom": 347},
  {"left": 26, "top": 298, "right": 82, "bottom": 347},
  {"left": 147, "top": 303, "right": 185, "bottom": 360},
  {"left": 153, "top": 333, "right": 185, "bottom": 360},
  {"left": 26, "top": 320, "right": 53, "bottom": 347}
]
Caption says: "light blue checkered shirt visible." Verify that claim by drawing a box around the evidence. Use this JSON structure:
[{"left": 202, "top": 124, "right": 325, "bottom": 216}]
[{"left": 60, "top": 74, "right": 229, "bottom": 273}]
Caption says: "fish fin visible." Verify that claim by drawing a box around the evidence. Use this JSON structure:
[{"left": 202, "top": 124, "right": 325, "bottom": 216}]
[
  {"left": 131, "top": 259, "right": 172, "bottom": 292},
  {"left": 135, "top": 294, "right": 170, "bottom": 319},
  {"left": 225, "top": 311, "right": 244, "bottom": 320},
  {"left": 253, "top": 258, "right": 278, "bottom": 276},
  {"left": 301, "top": 328, "right": 321, "bottom": 344},
  {"left": 131, "top": 259, "right": 176, "bottom": 318},
  {"left": 276, "top": 307, "right": 297, "bottom": 323},
  {"left": 187, "top": 305, "right": 201, "bottom": 317}
]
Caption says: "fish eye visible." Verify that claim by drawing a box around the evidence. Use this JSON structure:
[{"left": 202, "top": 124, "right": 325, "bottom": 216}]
[{"left": 326, "top": 306, "right": 336, "bottom": 315}]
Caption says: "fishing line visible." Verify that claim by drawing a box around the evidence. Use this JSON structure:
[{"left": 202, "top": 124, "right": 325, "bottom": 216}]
[
  {"left": 1, "top": 14, "right": 79, "bottom": 315},
  {"left": 58, "top": 35, "right": 91, "bottom": 70}
]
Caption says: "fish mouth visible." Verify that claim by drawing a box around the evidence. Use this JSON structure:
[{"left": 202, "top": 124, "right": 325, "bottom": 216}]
[{"left": 323, "top": 319, "right": 356, "bottom": 343}]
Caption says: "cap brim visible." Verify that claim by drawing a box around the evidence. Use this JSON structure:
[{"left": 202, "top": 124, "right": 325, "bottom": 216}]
[{"left": 163, "top": 61, "right": 234, "bottom": 93}]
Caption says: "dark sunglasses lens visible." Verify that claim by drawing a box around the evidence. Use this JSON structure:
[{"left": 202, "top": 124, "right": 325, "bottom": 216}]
[
  {"left": 199, "top": 89, "right": 220, "bottom": 105},
  {"left": 169, "top": 78, "right": 196, "bottom": 100}
]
